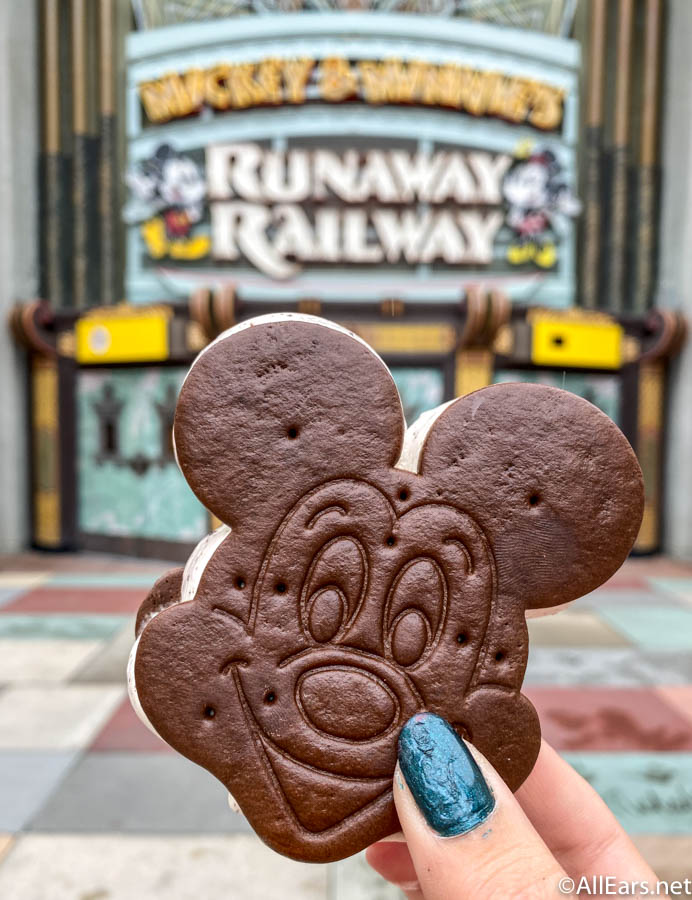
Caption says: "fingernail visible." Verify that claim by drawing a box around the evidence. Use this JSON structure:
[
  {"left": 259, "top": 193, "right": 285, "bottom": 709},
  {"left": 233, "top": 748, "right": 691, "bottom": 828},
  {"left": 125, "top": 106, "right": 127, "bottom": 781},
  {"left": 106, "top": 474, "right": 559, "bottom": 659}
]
[{"left": 398, "top": 712, "right": 495, "bottom": 837}]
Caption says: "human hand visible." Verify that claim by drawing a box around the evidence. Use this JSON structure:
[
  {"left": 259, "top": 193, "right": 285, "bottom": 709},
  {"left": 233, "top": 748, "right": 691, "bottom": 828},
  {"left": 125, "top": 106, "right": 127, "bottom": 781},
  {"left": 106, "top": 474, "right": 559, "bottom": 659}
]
[{"left": 366, "top": 713, "right": 657, "bottom": 899}]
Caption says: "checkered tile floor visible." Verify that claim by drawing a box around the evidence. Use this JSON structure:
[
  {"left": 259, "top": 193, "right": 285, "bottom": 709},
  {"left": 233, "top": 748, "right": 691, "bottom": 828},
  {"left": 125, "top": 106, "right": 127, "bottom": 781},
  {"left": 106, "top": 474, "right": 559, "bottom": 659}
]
[{"left": 0, "top": 553, "right": 691, "bottom": 898}]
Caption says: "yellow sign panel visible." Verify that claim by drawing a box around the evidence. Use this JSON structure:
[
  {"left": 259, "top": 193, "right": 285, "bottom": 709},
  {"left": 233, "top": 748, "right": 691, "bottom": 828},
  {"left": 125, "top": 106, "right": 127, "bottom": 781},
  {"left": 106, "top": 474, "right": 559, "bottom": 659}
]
[
  {"left": 347, "top": 322, "right": 457, "bottom": 355},
  {"left": 76, "top": 313, "right": 169, "bottom": 363},
  {"left": 455, "top": 348, "right": 493, "bottom": 397},
  {"left": 531, "top": 318, "right": 623, "bottom": 369}
]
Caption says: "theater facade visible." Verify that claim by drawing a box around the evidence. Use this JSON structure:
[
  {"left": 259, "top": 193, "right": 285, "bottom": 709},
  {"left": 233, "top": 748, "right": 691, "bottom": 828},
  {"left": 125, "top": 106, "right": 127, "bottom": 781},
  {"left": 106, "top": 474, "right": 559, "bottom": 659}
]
[{"left": 11, "top": 1, "right": 684, "bottom": 560}]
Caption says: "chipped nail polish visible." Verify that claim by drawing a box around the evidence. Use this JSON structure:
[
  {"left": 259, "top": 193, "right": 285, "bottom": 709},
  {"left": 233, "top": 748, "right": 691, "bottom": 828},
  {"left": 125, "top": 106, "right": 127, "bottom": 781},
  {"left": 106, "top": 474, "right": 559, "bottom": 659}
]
[{"left": 398, "top": 712, "right": 495, "bottom": 837}]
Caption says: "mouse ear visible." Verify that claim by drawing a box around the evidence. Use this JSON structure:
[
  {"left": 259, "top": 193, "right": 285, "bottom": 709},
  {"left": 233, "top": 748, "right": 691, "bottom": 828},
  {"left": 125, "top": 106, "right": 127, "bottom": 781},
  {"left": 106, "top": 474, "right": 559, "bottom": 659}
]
[
  {"left": 174, "top": 314, "right": 405, "bottom": 530},
  {"left": 417, "top": 383, "right": 643, "bottom": 609}
]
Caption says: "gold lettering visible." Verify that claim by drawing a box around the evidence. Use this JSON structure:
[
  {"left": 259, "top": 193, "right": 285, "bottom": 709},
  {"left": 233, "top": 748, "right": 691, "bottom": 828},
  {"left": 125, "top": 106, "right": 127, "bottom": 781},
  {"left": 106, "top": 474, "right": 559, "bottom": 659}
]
[
  {"left": 528, "top": 84, "right": 564, "bottom": 131},
  {"left": 319, "top": 57, "right": 358, "bottom": 102},
  {"left": 228, "top": 64, "right": 256, "bottom": 108},
  {"left": 420, "top": 63, "right": 463, "bottom": 108},
  {"left": 139, "top": 82, "right": 170, "bottom": 123},
  {"left": 503, "top": 78, "right": 532, "bottom": 124},
  {"left": 357, "top": 61, "right": 386, "bottom": 104},
  {"left": 139, "top": 70, "right": 205, "bottom": 123},
  {"left": 229, "top": 61, "right": 281, "bottom": 108},
  {"left": 358, "top": 59, "right": 425, "bottom": 104},
  {"left": 459, "top": 67, "right": 493, "bottom": 117},
  {"left": 481, "top": 72, "right": 502, "bottom": 116},
  {"left": 257, "top": 58, "right": 283, "bottom": 105},
  {"left": 485, "top": 74, "right": 530, "bottom": 124},
  {"left": 138, "top": 57, "right": 565, "bottom": 130},
  {"left": 183, "top": 69, "right": 206, "bottom": 110},
  {"left": 383, "top": 59, "right": 426, "bottom": 103},
  {"left": 205, "top": 64, "right": 233, "bottom": 110},
  {"left": 282, "top": 58, "right": 314, "bottom": 104}
]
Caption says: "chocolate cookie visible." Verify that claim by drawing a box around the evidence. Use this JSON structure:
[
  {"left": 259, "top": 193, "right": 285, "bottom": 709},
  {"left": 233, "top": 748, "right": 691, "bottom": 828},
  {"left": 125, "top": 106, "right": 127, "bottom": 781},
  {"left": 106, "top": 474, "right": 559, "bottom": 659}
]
[{"left": 128, "top": 313, "right": 643, "bottom": 863}]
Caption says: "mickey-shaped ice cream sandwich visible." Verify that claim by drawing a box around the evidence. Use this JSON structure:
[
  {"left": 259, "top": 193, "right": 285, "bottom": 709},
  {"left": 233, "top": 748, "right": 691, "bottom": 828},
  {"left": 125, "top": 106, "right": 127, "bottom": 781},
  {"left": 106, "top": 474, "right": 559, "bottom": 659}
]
[{"left": 128, "top": 313, "right": 643, "bottom": 863}]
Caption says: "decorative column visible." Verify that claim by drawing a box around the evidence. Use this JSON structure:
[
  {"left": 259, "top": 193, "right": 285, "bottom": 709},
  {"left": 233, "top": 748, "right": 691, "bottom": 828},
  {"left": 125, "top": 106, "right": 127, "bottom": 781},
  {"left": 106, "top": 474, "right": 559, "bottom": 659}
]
[
  {"left": 0, "top": 0, "right": 37, "bottom": 551},
  {"left": 657, "top": 0, "right": 692, "bottom": 561}
]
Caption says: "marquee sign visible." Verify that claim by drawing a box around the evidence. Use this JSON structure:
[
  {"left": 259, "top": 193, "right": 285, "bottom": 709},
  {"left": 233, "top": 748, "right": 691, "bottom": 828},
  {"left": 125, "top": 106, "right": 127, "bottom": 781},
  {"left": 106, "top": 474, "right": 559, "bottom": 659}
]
[
  {"left": 139, "top": 57, "right": 566, "bottom": 132},
  {"left": 208, "top": 143, "right": 510, "bottom": 279},
  {"left": 125, "top": 14, "right": 580, "bottom": 306}
]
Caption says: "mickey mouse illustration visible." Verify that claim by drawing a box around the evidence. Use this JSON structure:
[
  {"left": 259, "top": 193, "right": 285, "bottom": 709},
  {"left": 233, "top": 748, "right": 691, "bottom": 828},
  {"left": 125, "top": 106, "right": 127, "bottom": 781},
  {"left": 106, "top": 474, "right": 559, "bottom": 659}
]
[
  {"left": 128, "top": 314, "right": 642, "bottom": 863},
  {"left": 503, "top": 148, "right": 581, "bottom": 268},
  {"left": 126, "top": 144, "right": 210, "bottom": 260}
]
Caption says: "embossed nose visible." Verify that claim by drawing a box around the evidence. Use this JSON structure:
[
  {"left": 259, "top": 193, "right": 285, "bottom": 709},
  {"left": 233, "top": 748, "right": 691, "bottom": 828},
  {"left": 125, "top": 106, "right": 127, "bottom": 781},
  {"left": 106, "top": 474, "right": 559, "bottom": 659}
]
[{"left": 297, "top": 666, "right": 399, "bottom": 741}]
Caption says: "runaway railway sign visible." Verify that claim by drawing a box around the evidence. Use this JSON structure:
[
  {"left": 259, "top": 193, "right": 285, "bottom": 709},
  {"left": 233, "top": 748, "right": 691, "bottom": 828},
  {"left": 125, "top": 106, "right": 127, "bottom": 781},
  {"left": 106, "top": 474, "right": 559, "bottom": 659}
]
[{"left": 125, "top": 13, "right": 580, "bottom": 306}]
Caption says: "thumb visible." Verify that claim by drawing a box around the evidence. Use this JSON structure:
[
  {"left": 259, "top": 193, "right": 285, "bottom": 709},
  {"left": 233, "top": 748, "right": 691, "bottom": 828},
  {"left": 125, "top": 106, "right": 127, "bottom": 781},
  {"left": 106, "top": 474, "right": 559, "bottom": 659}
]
[{"left": 392, "top": 712, "right": 567, "bottom": 900}]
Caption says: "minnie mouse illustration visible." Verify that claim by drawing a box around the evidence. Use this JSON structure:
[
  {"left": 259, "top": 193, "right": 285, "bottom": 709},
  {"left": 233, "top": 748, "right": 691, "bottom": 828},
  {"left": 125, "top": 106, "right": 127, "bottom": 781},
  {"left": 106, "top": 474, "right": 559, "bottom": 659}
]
[
  {"left": 503, "top": 148, "right": 580, "bottom": 269},
  {"left": 126, "top": 144, "right": 210, "bottom": 261}
]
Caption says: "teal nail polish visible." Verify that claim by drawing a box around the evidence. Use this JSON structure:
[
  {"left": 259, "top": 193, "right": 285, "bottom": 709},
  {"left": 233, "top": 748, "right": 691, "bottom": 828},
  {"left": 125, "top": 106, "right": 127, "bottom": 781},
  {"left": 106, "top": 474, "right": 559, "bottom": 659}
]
[{"left": 398, "top": 712, "right": 495, "bottom": 837}]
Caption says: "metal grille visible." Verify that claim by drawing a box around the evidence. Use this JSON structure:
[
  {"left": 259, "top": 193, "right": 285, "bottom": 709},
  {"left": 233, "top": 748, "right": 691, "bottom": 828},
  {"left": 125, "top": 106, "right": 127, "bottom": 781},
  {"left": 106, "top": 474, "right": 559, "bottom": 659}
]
[{"left": 131, "top": 0, "right": 576, "bottom": 34}]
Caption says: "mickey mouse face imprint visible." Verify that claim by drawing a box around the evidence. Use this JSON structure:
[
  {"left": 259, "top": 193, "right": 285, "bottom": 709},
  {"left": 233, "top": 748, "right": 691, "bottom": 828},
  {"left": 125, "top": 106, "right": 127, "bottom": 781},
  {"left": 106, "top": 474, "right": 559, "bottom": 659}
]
[{"left": 129, "top": 313, "right": 644, "bottom": 863}]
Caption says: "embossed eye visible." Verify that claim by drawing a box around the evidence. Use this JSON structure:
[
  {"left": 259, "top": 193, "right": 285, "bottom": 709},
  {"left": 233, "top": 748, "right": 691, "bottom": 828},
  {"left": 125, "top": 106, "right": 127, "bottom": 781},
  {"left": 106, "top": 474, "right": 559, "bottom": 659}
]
[
  {"left": 301, "top": 536, "right": 366, "bottom": 643},
  {"left": 390, "top": 609, "right": 429, "bottom": 666},
  {"left": 306, "top": 587, "right": 345, "bottom": 643},
  {"left": 384, "top": 557, "right": 447, "bottom": 668}
]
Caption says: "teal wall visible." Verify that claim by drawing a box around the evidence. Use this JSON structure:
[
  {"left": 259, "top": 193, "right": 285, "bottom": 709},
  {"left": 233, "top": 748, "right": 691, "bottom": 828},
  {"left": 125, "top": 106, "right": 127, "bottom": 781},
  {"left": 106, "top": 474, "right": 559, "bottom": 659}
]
[
  {"left": 77, "top": 368, "right": 208, "bottom": 541},
  {"left": 391, "top": 366, "right": 445, "bottom": 425}
]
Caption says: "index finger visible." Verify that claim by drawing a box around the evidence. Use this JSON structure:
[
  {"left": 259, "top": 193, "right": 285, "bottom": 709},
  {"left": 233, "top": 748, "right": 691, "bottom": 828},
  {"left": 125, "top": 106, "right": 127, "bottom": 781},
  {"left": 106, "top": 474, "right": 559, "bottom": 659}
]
[{"left": 390, "top": 714, "right": 568, "bottom": 900}]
